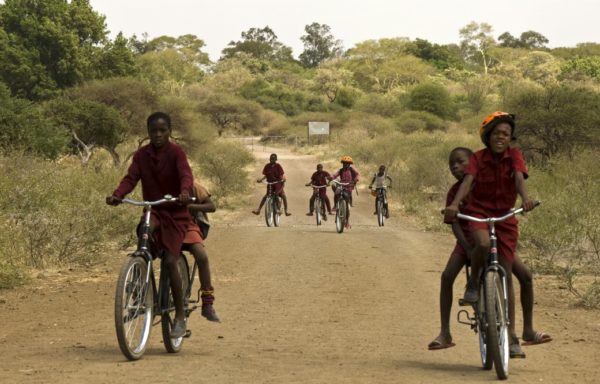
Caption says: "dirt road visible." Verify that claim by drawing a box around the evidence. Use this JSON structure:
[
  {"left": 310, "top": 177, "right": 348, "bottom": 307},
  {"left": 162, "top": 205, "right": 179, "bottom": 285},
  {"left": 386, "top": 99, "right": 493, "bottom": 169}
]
[{"left": 1, "top": 146, "right": 598, "bottom": 383}]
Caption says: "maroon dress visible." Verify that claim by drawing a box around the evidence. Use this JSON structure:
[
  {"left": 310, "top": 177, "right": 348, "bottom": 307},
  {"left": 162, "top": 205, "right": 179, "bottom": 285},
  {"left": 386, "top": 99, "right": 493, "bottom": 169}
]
[{"left": 113, "top": 141, "right": 194, "bottom": 257}]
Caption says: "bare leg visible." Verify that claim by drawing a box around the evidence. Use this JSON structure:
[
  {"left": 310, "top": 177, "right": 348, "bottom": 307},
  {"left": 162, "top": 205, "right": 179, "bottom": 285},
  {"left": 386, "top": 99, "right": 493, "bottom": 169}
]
[
  {"left": 253, "top": 195, "right": 267, "bottom": 214},
  {"left": 281, "top": 193, "right": 291, "bottom": 215},
  {"left": 164, "top": 252, "right": 185, "bottom": 321},
  {"left": 513, "top": 255, "right": 535, "bottom": 339},
  {"left": 463, "top": 229, "right": 489, "bottom": 302}
]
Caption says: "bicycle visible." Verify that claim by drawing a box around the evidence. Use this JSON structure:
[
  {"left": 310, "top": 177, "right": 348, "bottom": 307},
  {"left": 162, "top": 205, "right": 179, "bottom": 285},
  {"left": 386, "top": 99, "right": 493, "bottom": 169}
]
[
  {"left": 332, "top": 180, "right": 354, "bottom": 233},
  {"left": 113, "top": 195, "right": 203, "bottom": 360},
  {"left": 307, "top": 184, "right": 328, "bottom": 225},
  {"left": 263, "top": 180, "right": 283, "bottom": 227},
  {"left": 370, "top": 185, "right": 390, "bottom": 227},
  {"left": 453, "top": 202, "right": 540, "bottom": 380}
]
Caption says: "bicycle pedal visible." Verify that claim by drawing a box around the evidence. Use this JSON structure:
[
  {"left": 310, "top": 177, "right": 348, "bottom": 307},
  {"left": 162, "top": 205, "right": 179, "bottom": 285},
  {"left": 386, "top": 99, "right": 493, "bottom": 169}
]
[
  {"left": 184, "top": 330, "right": 192, "bottom": 338},
  {"left": 458, "top": 298, "right": 469, "bottom": 306}
]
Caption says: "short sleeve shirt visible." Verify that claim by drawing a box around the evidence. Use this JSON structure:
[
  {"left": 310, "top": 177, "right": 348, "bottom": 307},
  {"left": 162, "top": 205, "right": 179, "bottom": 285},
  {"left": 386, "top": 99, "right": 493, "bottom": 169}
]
[
  {"left": 263, "top": 163, "right": 285, "bottom": 182},
  {"left": 311, "top": 171, "right": 331, "bottom": 186},
  {"left": 465, "top": 147, "right": 528, "bottom": 215},
  {"left": 445, "top": 180, "right": 470, "bottom": 235}
]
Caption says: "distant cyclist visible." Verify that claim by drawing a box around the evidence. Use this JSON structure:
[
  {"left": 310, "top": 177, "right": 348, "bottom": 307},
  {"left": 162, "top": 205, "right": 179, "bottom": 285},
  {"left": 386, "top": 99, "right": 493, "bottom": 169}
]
[
  {"left": 368, "top": 165, "right": 392, "bottom": 218},
  {"left": 305, "top": 163, "right": 333, "bottom": 217},
  {"left": 331, "top": 155, "right": 360, "bottom": 228},
  {"left": 252, "top": 153, "right": 291, "bottom": 216}
]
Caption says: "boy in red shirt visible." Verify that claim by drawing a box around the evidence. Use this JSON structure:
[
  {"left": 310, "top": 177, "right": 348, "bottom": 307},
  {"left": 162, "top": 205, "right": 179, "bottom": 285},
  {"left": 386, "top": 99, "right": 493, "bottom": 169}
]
[
  {"left": 305, "top": 163, "right": 333, "bottom": 217},
  {"left": 444, "top": 112, "right": 551, "bottom": 346},
  {"left": 107, "top": 112, "right": 193, "bottom": 338},
  {"left": 252, "top": 153, "right": 291, "bottom": 216}
]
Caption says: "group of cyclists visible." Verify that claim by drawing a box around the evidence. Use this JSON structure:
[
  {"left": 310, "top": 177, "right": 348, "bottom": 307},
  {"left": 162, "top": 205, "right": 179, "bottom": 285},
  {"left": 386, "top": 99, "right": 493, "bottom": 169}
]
[
  {"left": 105, "top": 110, "right": 551, "bottom": 369},
  {"left": 252, "top": 153, "right": 393, "bottom": 228}
]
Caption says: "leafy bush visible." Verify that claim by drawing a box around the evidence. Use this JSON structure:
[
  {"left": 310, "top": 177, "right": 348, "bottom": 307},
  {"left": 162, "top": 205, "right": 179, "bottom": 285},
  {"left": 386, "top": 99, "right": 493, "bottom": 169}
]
[
  {"left": 394, "top": 111, "right": 447, "bottom": 133},
  {"left": 354, "top": 93, "right": 403, "bottom": 117},
  {"left": 240, "top": 79, "right": 327, "bottom": 116},
  {"left": 406, "top": 82, "right": 456, "bottom": 119},
  {"left": 196, "top": 141, "right": 253, "bottom": 207}
]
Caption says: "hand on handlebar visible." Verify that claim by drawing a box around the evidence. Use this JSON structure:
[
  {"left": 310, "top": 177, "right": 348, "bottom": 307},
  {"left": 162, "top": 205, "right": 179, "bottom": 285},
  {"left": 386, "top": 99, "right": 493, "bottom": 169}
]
[
  {"left": 178, "top": 191, "right": 191, "bottom": 204},
  {"left": 521, "top": 199, "right": 537, "bottom": 212},
  {"left": 106, "top": 196, "right": 122, "bottom": 206},
  {"left": 443, "top": 204, "right": 459, "bottom": 222}
]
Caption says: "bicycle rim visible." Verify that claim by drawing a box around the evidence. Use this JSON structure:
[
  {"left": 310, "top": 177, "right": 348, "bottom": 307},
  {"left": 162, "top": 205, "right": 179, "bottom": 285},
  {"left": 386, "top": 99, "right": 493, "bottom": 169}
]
[
  {"left": 377, "top": 199, "right": 384, "bottom": 227},
  {"left": 335, "top": 200, "right": 343, "bottom": 233},
  {"left": 265, "top": 197, "right": 273, "bottom": 227},
  {"left": 485, "top": 271, "right": 509, "bottom": 380},
  {"left": 477, "top": 283, "right": 491, "bottom": 369},
  {"left": 114, "top": 256, "right": 153, "bottom": 360},
  {"left": 160, "top": 256, "right": 190, "bottom": 353}
]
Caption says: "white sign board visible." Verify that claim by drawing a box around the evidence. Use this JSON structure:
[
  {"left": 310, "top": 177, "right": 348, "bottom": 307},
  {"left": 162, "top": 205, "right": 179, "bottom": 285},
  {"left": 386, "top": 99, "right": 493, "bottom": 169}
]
[{"left": 308, "top": 121, "right": 330, "bottom": 136}]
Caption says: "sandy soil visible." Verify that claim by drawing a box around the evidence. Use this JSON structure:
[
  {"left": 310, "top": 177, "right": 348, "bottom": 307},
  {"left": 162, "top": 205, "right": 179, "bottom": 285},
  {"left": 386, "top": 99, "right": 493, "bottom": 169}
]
[{"left": 0, "top": 145, "right": 599, "bottom": 383}]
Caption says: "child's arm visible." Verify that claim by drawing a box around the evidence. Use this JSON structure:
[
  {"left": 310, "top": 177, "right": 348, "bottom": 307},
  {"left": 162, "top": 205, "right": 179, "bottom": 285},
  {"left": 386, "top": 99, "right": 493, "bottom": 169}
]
[
  {"left": 257, "top": 175, "right": 266, "bottom": 183},
  {"left": 368, "top": 175, "right": 375, "bottom": 188},
  {"left": 386, "top": 175, "right": 393, "bottom": 185},
  {"left": 107, "top": 152, "right": 142, "bottom": 204},
  {"left": 452, "top": 222, "right": 472, "bottom": 254},
  {"left": 515, "top": 171, "right": 535, "bottom": 211},
  {"left": 188, "top": 196, "right": 216, "bottom": 215},
  {"left": 444, "top": 175, "right": 474, "bottom": 221}
]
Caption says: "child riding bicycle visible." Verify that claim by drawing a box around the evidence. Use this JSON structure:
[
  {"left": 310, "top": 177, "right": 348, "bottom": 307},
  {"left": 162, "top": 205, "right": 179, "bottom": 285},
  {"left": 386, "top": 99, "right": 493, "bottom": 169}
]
[
  {"left": 106, "top": 112, "right": 193, "bottom": 339},
  {"left": 252, "top": 153, "right": 291, "bottom": 216},
  {"left": 443, "top": 112, "right": 552, "bottom": 348},
  {"left": 331, "top": 156, "right": 360, "bottom": 229},
  {"left": 368, "top": 165, "right": 392, "bottom": 218},
  {"left": 305, "top": 163, "right": 333, "bottom": 217}
]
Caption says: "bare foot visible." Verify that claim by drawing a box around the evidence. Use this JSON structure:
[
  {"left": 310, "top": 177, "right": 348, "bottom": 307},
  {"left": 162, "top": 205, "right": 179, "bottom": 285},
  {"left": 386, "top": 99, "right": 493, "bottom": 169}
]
[{"left": 252, "top": 210, "right": 260, "bottom": 215}]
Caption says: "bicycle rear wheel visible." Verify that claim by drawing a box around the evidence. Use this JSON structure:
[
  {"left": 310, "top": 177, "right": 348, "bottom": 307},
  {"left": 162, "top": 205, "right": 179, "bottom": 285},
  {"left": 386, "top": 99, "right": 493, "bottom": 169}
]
[
  {"left": 315, "top": 198, "right": 322, "bottom": 226},
  {"left": 265, "top": 196, "right": 273, "bottom": 227},
  {"left": 484, "top": 270, "right": 509, "bottom": 380},
  {"left": 377, "top": 199, "right": 384, "bottom": 227},
  {"left": 160, "top": 255, "right": 191, "bottom": 353},
  {"left": 114, "top": 256, "right": 153, "bottom": 361}
]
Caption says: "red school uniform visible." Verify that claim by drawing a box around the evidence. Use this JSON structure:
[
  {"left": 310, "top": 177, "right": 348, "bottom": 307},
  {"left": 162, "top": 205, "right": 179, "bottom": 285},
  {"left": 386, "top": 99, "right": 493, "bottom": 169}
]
[
  {"left": 310, "top": 170, "right": 331, "bottom": 200},
  {"left": 463, "top": 147, "right": 528, "bottom": 262},
  {"left": 113, "top": 141, "right": 194, "bottom": 257},
  {"left": 263, "top": 163, "right": 285, "bottom": 194}
]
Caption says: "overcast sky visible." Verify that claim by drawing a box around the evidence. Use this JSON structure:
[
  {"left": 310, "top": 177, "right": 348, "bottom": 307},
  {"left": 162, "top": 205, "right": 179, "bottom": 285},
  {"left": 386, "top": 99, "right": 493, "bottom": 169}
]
[{"left": 89, "top": 0, "right": 600, "bottom": 61}]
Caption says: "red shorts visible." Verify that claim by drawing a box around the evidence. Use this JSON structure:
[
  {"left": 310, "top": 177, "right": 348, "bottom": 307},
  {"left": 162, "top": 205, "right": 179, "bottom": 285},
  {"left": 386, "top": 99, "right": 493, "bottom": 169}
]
[
  {"left": 469, "top": 217, "right": 518, "bottom": 263},
  {"left": 183, "top": 221, "right": 204, "bottom": 245}
]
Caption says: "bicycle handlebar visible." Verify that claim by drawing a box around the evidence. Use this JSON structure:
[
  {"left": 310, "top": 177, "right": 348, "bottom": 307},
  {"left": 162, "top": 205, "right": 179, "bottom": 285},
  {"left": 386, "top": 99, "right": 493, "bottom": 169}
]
[
  {"left": 120, "top": 195, "right": 196, "bottom": 207},
  {"left": 331, "top": 180, "right": 351, "bottom": 186},
  {"left": 308, "top": 184, "right": 327, "bottom": 189},
  {"left": 442, "top": 201, "right": 541, "bottom": 223},
  {"left": 262, "top": 180, "right": 284, "bottom": 185}
]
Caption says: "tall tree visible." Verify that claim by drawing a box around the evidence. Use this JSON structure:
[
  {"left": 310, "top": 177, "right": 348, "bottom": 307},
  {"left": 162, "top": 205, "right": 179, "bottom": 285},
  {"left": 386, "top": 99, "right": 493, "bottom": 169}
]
[
  {"left": 498, "top": 30, "right": 549, "bottom": 49},
  {"left": 146, "top": 34, "right": 210, "bottom": 67},
  {"left": 299, "top": 22, "right": 343, "bottom": 68},
  {"left": 0, "top": 0, "right": 107, "bottom": 99},
  {"left": 459, "top": 22, "right": 496, "bottom": 74},
  {"left": 221, "top": 26, "right": 294, "bottom": 62}
]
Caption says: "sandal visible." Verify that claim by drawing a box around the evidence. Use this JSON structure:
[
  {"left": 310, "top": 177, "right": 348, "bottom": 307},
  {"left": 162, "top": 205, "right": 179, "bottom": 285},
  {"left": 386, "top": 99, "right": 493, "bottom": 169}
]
[
  {"left": 522, "top": 331, "right": 552, "bottom": 346},
  {"left": 428, "top": 338, "right": 456, "bottom": 350},
  {"left": 509, "top": 336, "right": 526, "bottom": 358}
]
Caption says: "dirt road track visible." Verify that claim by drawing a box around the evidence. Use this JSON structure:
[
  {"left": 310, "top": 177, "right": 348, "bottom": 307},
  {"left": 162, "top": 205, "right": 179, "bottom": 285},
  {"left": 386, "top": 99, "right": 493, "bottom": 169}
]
[{"left": 0, "top": 146, "right": 598, "bottom": 383}]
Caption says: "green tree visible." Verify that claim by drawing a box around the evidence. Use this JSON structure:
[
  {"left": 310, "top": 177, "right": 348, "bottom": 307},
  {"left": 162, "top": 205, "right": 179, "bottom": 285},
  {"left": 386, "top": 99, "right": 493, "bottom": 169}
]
[
  {"left": 136, "top": 49, "right": 204, "bottom": 93},
  {"left": 503, "top": 84, "right": 600, "bottom": 161},
  {"left": 312, "top": 62, "right": 354, "bottom": 102},
  {"left": 221, "top": 26, "right": 294, "bottom": 62},
  {"left": 0, "top": 0, "right": 107, "bottom": 99},
  {"left": 94, "top": 32, "right": 138, "bottom": 78},
  {"left": 498, "top": 31, "right": 549, "bottom": 49},
  {"left": 45, "top": 97, "right": 128, "bottom": 165},
  {"left": 0, "top": 83, "right": 69, "bottom": 157},
  {"left": 146, "top": 34, "right": 211, "bottom": 67},
  {"left": 406, "top": 38, "right": 465, "bottom": 70},
  {"left": 560, "top": 57, "right": 600, "bottom": 82},
  {"left": 460, "top": 22, "right": 496, "bottom": 74},
  {"left": 196, "top": 93, "right": 263, "bottom": 136},
  {"left": 299, "top": 22, "right": 343, "bottom": 68}
]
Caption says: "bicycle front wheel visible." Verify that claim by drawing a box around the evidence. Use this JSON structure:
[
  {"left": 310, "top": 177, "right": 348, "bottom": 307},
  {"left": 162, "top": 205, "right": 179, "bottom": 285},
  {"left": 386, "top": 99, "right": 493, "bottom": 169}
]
[
  {"left": 315, "top": 198, "right": 322, "bottom": 226},
  {"left": 484, "top": 270, "right": 510, "bottom": 380},
  {"left": 265, "top": 196, "right": 274, "bottom": 227},
  {"left": 273, "top": 197, "right": 281, "bottom": 227},
  {"left": 160, "top": 255, "right": 191, "bottom": 353},
  {"left": 335, "top": 199, "right": 347, "bottom": 233},
  {"left": 114, "top": 256, "right": 153, "bottom": 361},
  {"left": 377, "top": 199, "right": 384, "bottom": 227}
]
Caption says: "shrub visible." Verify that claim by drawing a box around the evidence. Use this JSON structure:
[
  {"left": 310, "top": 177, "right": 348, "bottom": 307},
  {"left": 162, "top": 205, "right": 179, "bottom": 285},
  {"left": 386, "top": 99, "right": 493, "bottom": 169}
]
[
  {"left": 406, "top": 82, "right": 455, "bottom": 119},
  {"left": 354, "top": 93, "right": 403, "bottom": 117},
  {"left": 196, "top": 141, "right": 253, "bottom": 207},
  {"left": 394, "top": 111, "right": 447, "bottom": 133}
]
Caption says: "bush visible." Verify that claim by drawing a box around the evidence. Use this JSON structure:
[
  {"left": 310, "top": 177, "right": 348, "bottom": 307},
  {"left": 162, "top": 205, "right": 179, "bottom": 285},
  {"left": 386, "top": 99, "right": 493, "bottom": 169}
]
[
  {"left": 354, "top": 93, "right": 403, "bottom": 117},
  {"left": 240, "top": 79, "right": 327, "bottom": 116},
  {"left": 394, "top": 111, "right": 447, "bottom": 133},
  {"left": 406, "top": 82, "right": 455, "bottom": 119},
  {"left": 196, "top": 141, "right": 253, "bottom": 207},
  {"left": 0, "top": 154, "right": 135, "bottom": 270}
]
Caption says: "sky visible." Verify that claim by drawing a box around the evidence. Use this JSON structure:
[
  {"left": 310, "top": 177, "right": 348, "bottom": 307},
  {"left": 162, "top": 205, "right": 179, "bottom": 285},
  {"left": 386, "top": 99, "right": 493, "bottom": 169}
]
[{"left": 89, "top": 0, "right": 600, "bottom": 61}]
